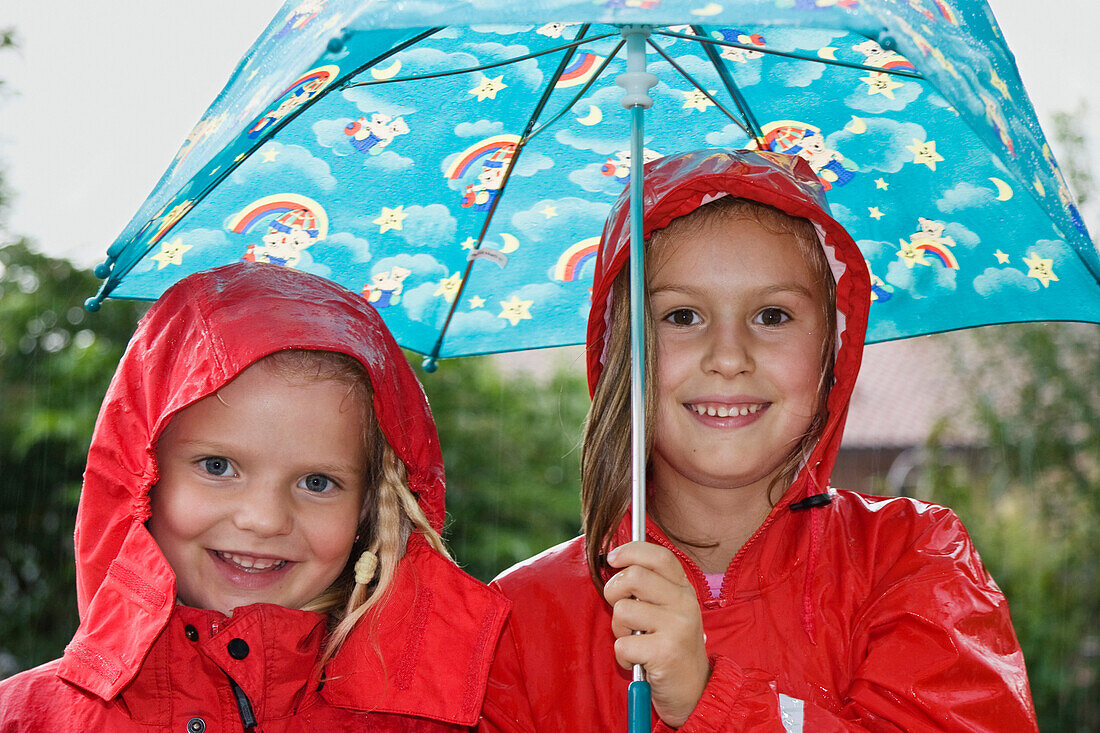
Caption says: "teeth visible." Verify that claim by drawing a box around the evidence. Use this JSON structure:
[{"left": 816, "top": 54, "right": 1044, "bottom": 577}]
[
  {"left": 690, "top": 403, "right": 764, "bottom": 417},
  {"left": 217, "top": 552, "right": 287, "bottom": 572}
]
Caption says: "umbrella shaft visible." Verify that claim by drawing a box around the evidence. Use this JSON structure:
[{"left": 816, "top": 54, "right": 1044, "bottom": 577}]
[{"left": 629, "top": 101, "right": 647, "bottom": 548}]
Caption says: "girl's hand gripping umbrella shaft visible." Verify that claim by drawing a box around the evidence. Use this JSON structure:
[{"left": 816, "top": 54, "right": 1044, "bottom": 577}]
[{"left": 606, "top": 541, "right": 711, "bottom": 728}]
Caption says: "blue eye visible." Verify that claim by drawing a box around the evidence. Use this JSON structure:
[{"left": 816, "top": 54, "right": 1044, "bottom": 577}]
[
  {"left": 300, "top": 474, "right": 335, "bottom": 493},
  {"left": 202, "top": 457, "right": 233, "bottom": 476}
]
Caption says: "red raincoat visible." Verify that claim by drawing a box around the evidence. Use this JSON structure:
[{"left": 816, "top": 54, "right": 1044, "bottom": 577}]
[
  {"left": 0, "top": 263, "right": 509, "bottom": 732},
  {"left": 480, "top": 151, "right": 1037, "bottom": 732}
]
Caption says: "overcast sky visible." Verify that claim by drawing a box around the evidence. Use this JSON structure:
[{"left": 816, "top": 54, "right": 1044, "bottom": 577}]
[{"left": 0, "top": 1, "right": 1096, "bottom": 267}]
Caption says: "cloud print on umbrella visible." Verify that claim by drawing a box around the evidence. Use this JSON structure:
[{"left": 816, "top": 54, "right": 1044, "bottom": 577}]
[
  {"left": 229, "top": 141, "right": 338, "bottom": 191},
  {"left": 387, "top": 46, "right": 480, "bottom": 77},
  {"left": 341, "top": 86, "right": 417, "bottom": 120},
  {"left": 705, "top": 123, "right": 751, "bottom": 148},
  {"left": 320, "top": 231, "right": 373, "bottom": 264},
  {"left": 388, "top": 204, "right": 458, "bottom": 248},
  {"left": 830, "top": 118, "right": 930, "bottom": 173},
  {"left": 973, "top": 266, "right": 1042, "bottom": 296},
  {"left": 456, "top": 119, "right": 505, "bottom": 138},
  {"left": 937, "top": 181, "right": 999, "bottom": 213},
  {"left": 843, "top": 74, "right": 922, "bottom": 114},
  {"left": 511, "top": 197, "right": 609, "bottom": 242},
  {"left": 465, "top": 42, "right": 544, "bottom": 88}
]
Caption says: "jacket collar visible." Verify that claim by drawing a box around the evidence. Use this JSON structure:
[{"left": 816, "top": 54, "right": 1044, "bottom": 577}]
[
  {"left": 119, "top": 603, "right": 327, "bottom": 725},
  {"left": 320, "top": 539, "right": 510, "bottom": 727}
]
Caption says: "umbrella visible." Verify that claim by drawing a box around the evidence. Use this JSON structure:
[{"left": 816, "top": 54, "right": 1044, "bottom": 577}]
[
  {"left": 85, "top": 1, "right": 1100, "bottom": 728},
  {"left": 87, "top": 0, "right": 1099, "bottom": 360}
]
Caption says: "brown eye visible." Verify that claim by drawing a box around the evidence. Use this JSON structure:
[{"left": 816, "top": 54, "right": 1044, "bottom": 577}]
[
  {"left": 757, "top": 308, "right": 789, "bottom": 326},
  {"left": 666, "top": 309, "right": 699, "bottom": 326}
]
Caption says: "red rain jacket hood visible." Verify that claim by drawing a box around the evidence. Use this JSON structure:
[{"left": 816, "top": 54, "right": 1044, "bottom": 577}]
[
  {"left": 482, "top": 150, "right": 1037, "bottom": 732},
  {"left": 586, "top": 148, "right": 869, "bottom": 518},
  {"left": 0, "top": 263, "right": 508, "bottom": 731}
]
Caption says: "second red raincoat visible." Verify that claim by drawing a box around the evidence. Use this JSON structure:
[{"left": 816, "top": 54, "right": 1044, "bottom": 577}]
[
  {"left": 0, "top": 263, "right": 509, "bottom": 732},
  {"left": 479, "top": 150, "right": 1037, "bottom": 732}
]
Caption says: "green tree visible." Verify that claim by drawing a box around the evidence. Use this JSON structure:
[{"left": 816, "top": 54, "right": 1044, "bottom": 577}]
[
  {"left": 923, "top": 324, "right": 1099, "bottom": 731},
  {"left": 420, "top": 355, "right": 588, "bottom": 581},
  {"left": 0, "top": 242, "right": 147, "bottom": 675}
]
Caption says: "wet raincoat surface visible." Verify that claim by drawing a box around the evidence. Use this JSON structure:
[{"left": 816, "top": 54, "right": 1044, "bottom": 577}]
[
  {"left": 479, "top": 150, "right": 1037, "bottom": 732},
  {"left": 0, "top": 263, "right": 509, "bottom": 732}
]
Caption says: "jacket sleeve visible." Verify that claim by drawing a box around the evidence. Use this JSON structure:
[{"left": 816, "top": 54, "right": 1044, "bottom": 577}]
[
  {"left": 479, "top": 615, "right": 538, "bottom": 733},
  {"left": 655, "top": 510, "right": 1038, "bottom": 733}
]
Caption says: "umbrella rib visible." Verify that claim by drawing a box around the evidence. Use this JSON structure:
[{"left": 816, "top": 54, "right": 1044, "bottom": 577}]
[
  {"left": 525, "top": 40, "right": 626, "bottom": 142},
  {"left": 343, "top": 32, "right": 619, "bottom": 89},
  {"left": 645, "top": 39, "right": 753, "bottom": 139},
  {"left": 652, "top": 29, "right": 924, "bottom": 80},
  {"left": 689, "top": 25, "right": 765, "bottom": 147},
  {"left": 424, "top": 25, "right": 603, "bottom": 367}
]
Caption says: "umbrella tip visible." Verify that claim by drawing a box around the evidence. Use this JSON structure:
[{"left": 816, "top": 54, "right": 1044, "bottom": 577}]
[
  {"left": 94, "top": 261, "right": 112, "bottom": 279},
  {"left": 84, "top": 296, "right": 102, "bottom": 313},
  {"left": 421, "top": 356, "right": 438, "bottom": 373},
  {"left": 326, "top": 33, "right": 347, "bottom": 54}
]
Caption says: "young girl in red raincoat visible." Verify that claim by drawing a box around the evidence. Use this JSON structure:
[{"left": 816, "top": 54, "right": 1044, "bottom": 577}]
[
  {"left": 480, "top": 150, "right": 1038, "bottom": 731},
  {"left": 0, "top": 263, "right": 508, "bottom": 732}
]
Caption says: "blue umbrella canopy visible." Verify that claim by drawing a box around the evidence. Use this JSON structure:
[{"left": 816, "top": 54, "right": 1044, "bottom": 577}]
[{"left": 90, "top": 0, "right": 1100, "bottom": 361}]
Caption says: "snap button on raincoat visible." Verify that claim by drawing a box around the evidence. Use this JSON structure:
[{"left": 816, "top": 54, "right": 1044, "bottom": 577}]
[
  {"left": 0, "top": 263, "right": 509, "bottom": 732},
  {"left": 480, "top": 150, "right": 1038, "bottom": 732}
]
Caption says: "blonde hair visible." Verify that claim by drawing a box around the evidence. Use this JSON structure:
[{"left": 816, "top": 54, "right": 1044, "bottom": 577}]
[
  {"left": 580, "top": 197, "right": 836, "bottom": 588},
  {"left": 262, "top": 350, "right": 450, "bottom": 669}
]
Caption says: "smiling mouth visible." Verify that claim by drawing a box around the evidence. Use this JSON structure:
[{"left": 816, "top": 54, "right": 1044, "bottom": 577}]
[
  {"left": 686, "top": 402, "right": 766, "bottom": 417},
  {"left": 214, "top": 551, "right": 288, "bottom": 573}
]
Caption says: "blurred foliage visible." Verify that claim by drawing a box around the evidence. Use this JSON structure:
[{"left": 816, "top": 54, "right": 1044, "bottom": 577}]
[
  {"left": 0, "top": 242, "right": 147, "bottom": 676},
  {"left": 1051, "top": 101, "right": 1093, "bottom": 209},
  {"left": 420, "top": 355, "right": 587, "bottom": 582},
  {"left": 923, "top": 323, "right": 1100, "bottom": 731}
]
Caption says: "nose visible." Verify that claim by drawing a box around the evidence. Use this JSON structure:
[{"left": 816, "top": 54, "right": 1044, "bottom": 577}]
[
  {"left": 231, "top": 482, "right": 294, "bottom": 538},
  {"left": 699, "top": 322, "right": 754, "bottom": 377}
]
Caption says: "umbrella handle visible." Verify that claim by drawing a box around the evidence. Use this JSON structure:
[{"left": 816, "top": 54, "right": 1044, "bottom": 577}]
[{"left": 628, "top": 679, "right": 652, "bottom": 733}]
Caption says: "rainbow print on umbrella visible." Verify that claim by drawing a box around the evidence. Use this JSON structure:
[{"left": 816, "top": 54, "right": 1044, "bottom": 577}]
[
  {"left": 228, "top": 193, "right": 329, "bottom": 236},
  {"left": 229, "top": 194, "right": 329, "bottom": 268},
  {"left": 554, "top": 52, "right": 604, "bottom": 88},
  {"left": 444, "top": 135, "right": 521, "bottom": 180},
  {"left": 446, "top": 135, "right": 521, "bottom": 212},
  {"left": 247, "top": 65, "right": 340, "bottom": 139},
  {"left": 912, "top": 239, "right": 960, "bottom": 268},
  {"left": 554, "top": 236, "right": 600, "bottom": 281}
]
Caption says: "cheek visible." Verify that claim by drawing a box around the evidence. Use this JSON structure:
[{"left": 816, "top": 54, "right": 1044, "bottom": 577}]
[
  {"left": 774, "top": 341, "right": 825, "bottom": 411},
  {"left": 148, "top": 482, "right": 209, "bottom": 545},
  {"left": 305, "top": 501, "right": 364, "bottom": 564}
]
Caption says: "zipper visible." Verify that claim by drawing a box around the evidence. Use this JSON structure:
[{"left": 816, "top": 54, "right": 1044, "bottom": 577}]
[{"left": 228, "top": 676, "right": 257, "bottom": 731}]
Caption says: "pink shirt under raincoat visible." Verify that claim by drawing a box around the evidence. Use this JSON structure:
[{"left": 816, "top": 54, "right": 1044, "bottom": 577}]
[
  {"left": 0, "top": 263, "right": 509, "bottom": 732},
  {"left": 479, "top": 150, "right": 1038, "bottom": 732}
]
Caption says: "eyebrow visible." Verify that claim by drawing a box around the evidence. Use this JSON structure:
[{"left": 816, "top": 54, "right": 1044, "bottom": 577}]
[{"left": 649, "top": 282, "right": 818, "bottom": 300}]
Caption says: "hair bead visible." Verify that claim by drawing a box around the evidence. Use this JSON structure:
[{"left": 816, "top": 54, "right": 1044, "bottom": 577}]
[{"left": 354, "top": 551, "right": 379, "bottom": 585}]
